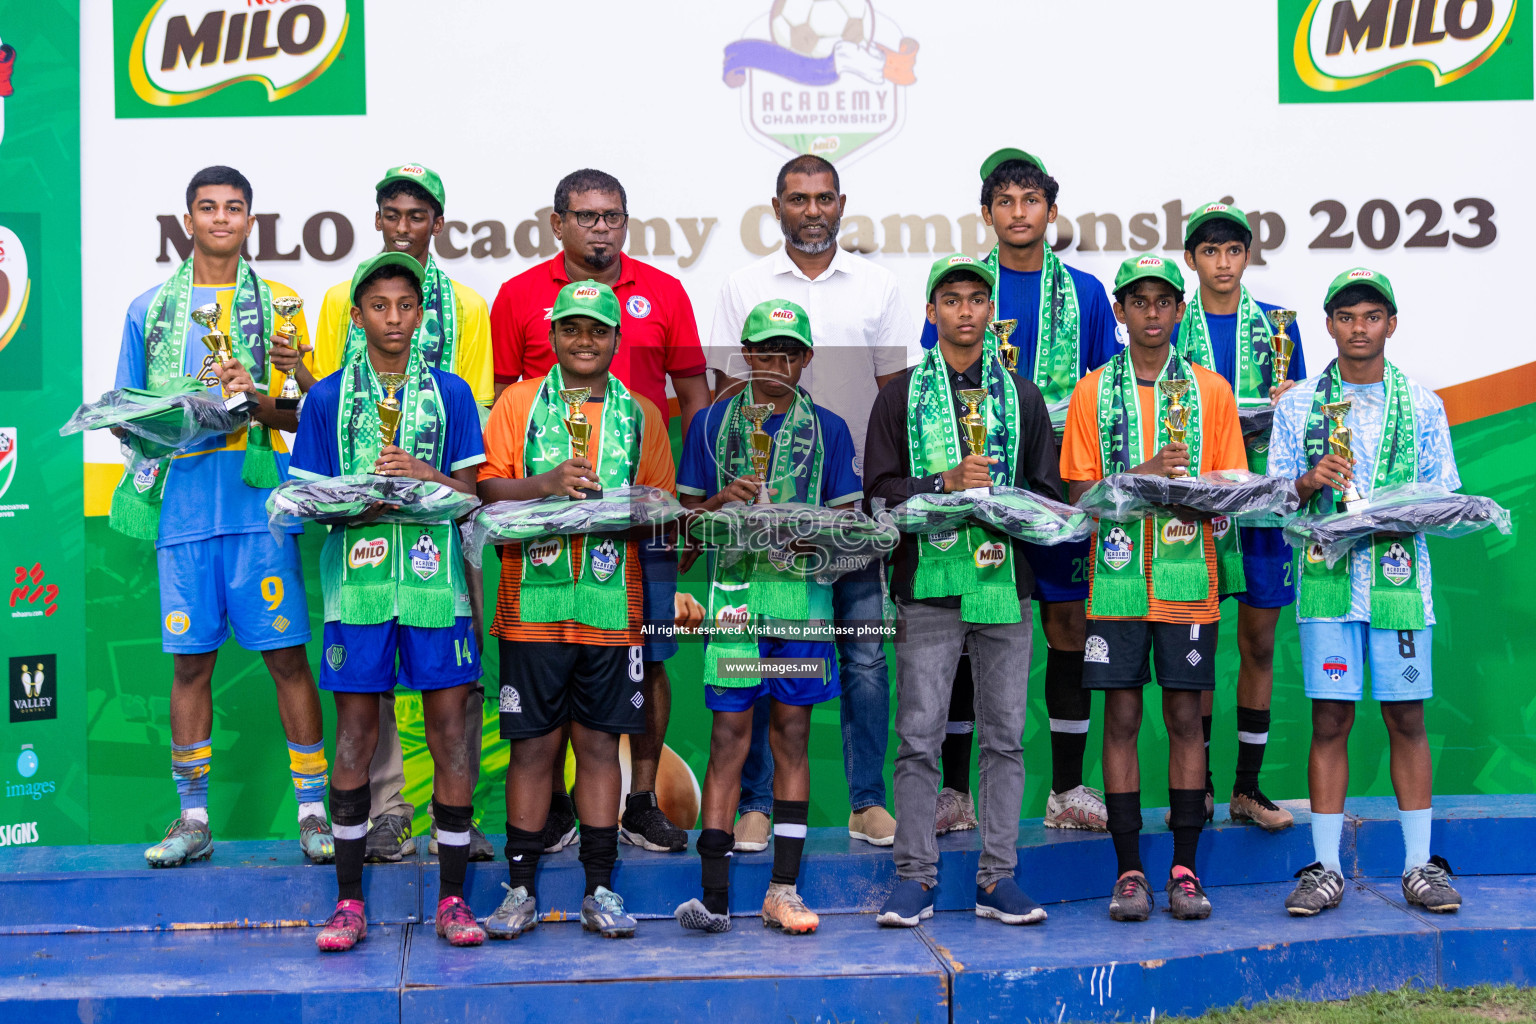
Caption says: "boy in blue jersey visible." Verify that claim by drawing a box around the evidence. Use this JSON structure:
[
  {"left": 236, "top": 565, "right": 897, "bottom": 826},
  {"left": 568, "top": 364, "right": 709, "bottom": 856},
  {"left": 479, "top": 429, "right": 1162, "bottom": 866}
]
[
  {"left": 921, "top": 149, "right": 1120, "bottom": 834},
  {"left": 672, "top": 300, "right": 862, "bottom": 936},
  {"left": 290, "top": 253, "right": 488, "bottom": 952},
  {"left": 113, "top": 166, "right": 331, "bottom": 869},
  {"left": 1174, "top": 201, "right": 1307, "bottom": 832}
]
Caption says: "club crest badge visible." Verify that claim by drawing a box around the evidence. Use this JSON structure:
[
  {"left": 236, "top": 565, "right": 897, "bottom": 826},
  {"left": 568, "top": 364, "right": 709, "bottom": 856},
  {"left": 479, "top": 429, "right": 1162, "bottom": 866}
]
[
  {"left": 499, "top": 684, "right": 522, "bottom": 713},
  {"left": 325, "top": 644, "right": 347, "bottom": 671},
  {"left": 625, "top": 295, "right": 651, "bottom": 318},
  {"left": 1102, "top": 526, "right": 1134, "bottom": 571},
  {"left": 927, "top": 529, "right": 958, "bottom": 552},
  {"left": 408, "top": 532, "right": 441, "bottom": 581},
  {"left": 1322, "top": 655, "right": 1348, "bottom": 683},
  {"left": 132, "top": 459, "right": 160, "bottom": 494},
  {"left": 1381, "top": 542, "right": 1413, "bottom": 585},
  {"left": 590, "top": 539, "right": 620, "bottom": 582}
]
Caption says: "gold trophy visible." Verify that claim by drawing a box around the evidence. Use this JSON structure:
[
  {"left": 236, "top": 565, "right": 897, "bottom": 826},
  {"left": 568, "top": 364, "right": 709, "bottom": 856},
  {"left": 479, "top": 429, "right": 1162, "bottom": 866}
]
[
  {"left": 375, "top": 373, "right": 409, "bottom": 456},
  {"left": 989, "top": 318, "right": 1020, "bottom": 373},
  {"left": 559, "top": 387, "right": 600, "bottom": 498},
  {"left": 742, "top": 403, "right": 775, "bottom": 505},
  {"left": 1158, "top": 379, "right": 1193, "bottom": 477},
  {"left": 956, "top": 388, "right": 992, "bottom": 497},
  {"left": 192, "top": 303, "right": 260, "bottom": 417},
  {"left": 1321, "top": 400, "right": 1369, "bottom": 512},
  {"left": 272, "top": 296, "right": 304, "bottom": 411},
  {"left": 1266, "top": 309, "right": 1298, "bottom": 389}
]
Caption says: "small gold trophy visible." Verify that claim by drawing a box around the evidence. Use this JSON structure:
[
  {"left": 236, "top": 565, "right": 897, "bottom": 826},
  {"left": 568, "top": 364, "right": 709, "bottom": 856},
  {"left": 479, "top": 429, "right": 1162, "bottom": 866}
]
[
  {"left": 272, "top": 296, "right": 304, "bottom": 411},
  {"left": 742, "top": 403, "right": 775, "bottom": 505},
  {"left": 1266, "top": 309, "right": 1298, "bottom": 388},
  {"left": 989, "top": 318, "right": 1020, "bottom": 373},
  {"left": 1321, "top": 400, "right": 1369, "bottom": 512},
  {"left": 192, "top": 303, "right": 260, "bottom": 417},
  {"left": 559, "top": 387, "right": 600, "bottom": 498},
  {"left": 956, "top": 388, "right": 992, "bottom": 496},
  {"left": 375, "top": 373, "right": 409, "bottom": 456},
  {"left": 1158, "top": 379, "right": 1193, "bottom": 477}
]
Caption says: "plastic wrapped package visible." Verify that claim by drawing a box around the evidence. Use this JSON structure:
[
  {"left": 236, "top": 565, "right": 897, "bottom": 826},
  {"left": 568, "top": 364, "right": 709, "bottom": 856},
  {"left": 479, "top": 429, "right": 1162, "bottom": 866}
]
[
  {"left": 1076, "top": 469, "right": 1299, "bottom": 523},
  {"left": 61, "top": 382, "right": 240, "bottom": 458},
  {"left": 886, "top": 486, "right": 1092, "bottom": 546},
  {"left": 688, "top": 502, "right": 898, "bottom": 585},
  {"left": 1283, "top": 482, "right": 1512, "bottom": 564},
  {"left": 461, "top": 485, "right": 681, "bottom": 568},
  {"left": 267, "top": 474, "right": 480, "bottom": 541},
  {"left": 1237, "top": 406, "right": 1275, "bottom": 439}
]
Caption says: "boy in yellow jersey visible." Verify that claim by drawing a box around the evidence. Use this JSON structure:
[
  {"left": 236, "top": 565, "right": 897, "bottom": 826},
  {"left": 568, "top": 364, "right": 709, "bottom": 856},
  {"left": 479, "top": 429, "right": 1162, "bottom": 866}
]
[{"left": 305, "top": 163, "right": 496, "bottom": 863}]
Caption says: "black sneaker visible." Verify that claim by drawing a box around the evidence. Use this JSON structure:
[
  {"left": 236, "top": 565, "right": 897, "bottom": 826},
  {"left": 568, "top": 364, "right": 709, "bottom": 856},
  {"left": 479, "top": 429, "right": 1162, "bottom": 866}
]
[
  {"left": 619, "top": 791, "right": 687, "bottom": 852},
  {"left": 1107, "top": 873, "right": 1153, "bottom": 922},
  {"left": 364, "top": 813, "right": 415, "bottom": 863},
  {"left": 1285, "top": 862, "right": 1345, "bottom": 916},
  {"left": 542, "top": 798, "right": 578, "bottom": 854},
  {"left": 1403, "top": 855, "right": 1462, "bottom": 913},
  {"left": 1166, "top": 871, "right": 1212, "bottom": 920}
]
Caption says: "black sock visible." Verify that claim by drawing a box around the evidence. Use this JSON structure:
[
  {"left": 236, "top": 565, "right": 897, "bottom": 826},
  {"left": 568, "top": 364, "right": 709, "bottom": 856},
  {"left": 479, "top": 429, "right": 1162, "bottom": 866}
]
[
  {"left": 505, "top": 825, "right": 543, "bottom": 896},
  {"left": 941, "top": 655, "right": 976, "bottom": 793},
  {"left": 330, "top": 783, "right": 370, "bottom": 903},
  {"left": 697, "top": 828, "right": 733, "bottom": 915},
  {"left": 1233, "top": 707, "right": 1270, "bottom": 797},
  {"left": 1169, "top": 788, "right": 1206, "bottom": 872},
  {"left": 1201, "top": 714, "right": 1214, "bottom": 796},
  {"left": 1045, "top": 647, "right": 1090, "bottom": 793},
  {"left": 1105, "top": 790, "right": 1143, "bottom": 877},
  {"left": 579, "top": 824, "right": 619, "bottom": 896},
  {"left": 433, "top": 799, "right": 474, "bottom": 902},
  {"left": 550, "top": 789, "right": 575, "bottom": 819},
  {"left": 770, "top": 799, "right": 810, "bottom": 888}
]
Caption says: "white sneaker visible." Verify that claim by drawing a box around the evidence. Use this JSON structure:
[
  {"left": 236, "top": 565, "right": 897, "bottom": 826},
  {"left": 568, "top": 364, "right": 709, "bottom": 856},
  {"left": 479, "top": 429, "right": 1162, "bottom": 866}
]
[
  {"left": 935, "top": 787, "right": 978, "bottom": 835},
  {"left": 1044, "top": 785, "right": 1109, "bottom": 832}
]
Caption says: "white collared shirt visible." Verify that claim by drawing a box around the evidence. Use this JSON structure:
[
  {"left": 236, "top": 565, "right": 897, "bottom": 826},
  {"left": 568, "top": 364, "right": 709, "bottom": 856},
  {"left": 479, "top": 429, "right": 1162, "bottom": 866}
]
[{"left": 707, "top": 245, "right": 916, "bottom": 470}]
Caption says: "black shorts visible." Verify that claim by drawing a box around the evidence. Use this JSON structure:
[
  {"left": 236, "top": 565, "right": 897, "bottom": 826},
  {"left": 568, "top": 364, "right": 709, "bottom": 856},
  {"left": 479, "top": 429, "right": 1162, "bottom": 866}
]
[
  {"left": 497, "top": 639, "right": 646, "bottom": 740},
  {"left": 1081, "top": 619, "right": 1219, "bottom": 691}
]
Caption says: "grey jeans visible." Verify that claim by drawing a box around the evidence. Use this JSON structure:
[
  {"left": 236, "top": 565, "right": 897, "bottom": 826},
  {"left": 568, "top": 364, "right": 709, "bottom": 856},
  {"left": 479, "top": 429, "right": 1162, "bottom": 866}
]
[{"left": 892, "top": 597, "right": 1032, "bottom": 890}]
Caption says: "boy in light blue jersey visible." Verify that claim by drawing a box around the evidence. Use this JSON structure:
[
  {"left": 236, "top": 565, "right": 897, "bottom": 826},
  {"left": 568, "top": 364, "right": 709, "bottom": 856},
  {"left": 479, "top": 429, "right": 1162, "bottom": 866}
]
[{"left": 112, "top": 166, "right": 331, "bottom": 869}]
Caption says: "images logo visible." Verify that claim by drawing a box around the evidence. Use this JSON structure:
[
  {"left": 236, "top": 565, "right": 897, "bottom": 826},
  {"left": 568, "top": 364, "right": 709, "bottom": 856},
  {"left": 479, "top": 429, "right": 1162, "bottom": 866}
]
[
  {"left": 9, "top": 654, "right": 56, "bottom": 724},
  {"left": 348, "top": 536, "right": 388, "bottom": 569},
  {"left": 723, "top": 0, "right": 920, "bottom": 162},
  {"left": 0, "top": 222, "right": 30, "bottom": 360},
  {"left": 1280, "top": 0, "right": 1533, "bottom": 103},
  {"left": 114, "top": 1, "right": 367, "bottom": 119}
]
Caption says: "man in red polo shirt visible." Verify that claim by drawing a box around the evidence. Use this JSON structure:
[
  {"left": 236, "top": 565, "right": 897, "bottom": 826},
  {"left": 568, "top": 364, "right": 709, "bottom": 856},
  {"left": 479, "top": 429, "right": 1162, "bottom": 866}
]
[{"left": 490, "top": 167, "right": 711, "bottom": 855}]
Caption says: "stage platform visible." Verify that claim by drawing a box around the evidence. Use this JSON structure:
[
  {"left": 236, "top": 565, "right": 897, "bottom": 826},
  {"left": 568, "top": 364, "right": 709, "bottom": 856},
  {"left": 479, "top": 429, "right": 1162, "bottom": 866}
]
[{"left": 2, "top": 796, "right": 1533, "bottom": 1022}]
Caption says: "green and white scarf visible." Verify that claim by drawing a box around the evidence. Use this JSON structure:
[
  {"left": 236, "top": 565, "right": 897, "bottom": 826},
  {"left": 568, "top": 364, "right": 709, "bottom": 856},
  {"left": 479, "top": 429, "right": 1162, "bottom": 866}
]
[
  {"left": 518, "top": 365, "right": 638, "bottom": 631},
  {"left": 341, "top": 253, "right": 458, "bottom": 371},
  {"left": 905, "top": 344, "right": 1022, "bottom": 624},
  {"left": 110, "top": 256, "right": 279, "bottom": 539},
  {"left": 1296, "top": 359, "right": 1424, "bottom": 630},
  {"left": 1089, "top": 348, "right": 1209, "bottom": 617},
  {"left": 334, "top": 342, "right": 455, "bottom": 627},
  {"left": 983, "top": 244, "right": 1080, "bottom": 407},
  {"left": 1177, "top": 286, "right": 1277, "bottom": 478}
]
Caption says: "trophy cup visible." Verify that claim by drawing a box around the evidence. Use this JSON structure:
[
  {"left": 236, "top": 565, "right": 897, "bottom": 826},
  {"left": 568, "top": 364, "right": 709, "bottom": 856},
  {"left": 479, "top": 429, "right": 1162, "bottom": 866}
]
[
  {"left": 192, "top": 303, "right": 261, "bottom": 417},
  {"left": 742, "top": 403, "right": 775, "bottom": 505},
  {"left": 272, "top": 296, "right": 304, "bottom": 411},
  {"left": 559, "top": 387, "right": 601, "bottom": 499},
  {"left": 1321, "top": 400, "right": 1369, "bottom": 512},
  {"left": 1158, "top": 379, "right": 1193, "bottom": 477},
  {"left": 989, "top": 318, "right": 1020, "bottom": 373},
  {"left": 956, "top": 388, "right": 993, "bottom": 497},
  {"left": 375, "top": 372, "right": 409, "bottom": 456},
  {"left": 1266, "top": 309, "right": 1298, "bottom": 388}
]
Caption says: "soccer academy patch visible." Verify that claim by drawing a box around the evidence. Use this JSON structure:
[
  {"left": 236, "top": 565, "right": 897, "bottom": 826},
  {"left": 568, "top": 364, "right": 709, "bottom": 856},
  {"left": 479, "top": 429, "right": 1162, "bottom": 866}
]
[
  {"left": 927, "top": 529, "right": 959, "bottom": 552},
  {"left": 767, "top": 547, "right": 796, "bottom": 573},
  {"left": 1101, "top": 526, "right": 1134, "bottom": 571},
  {"left": 325, "top": 644, "right": 347, "bottom": 671},
  {"left": 408, "top": 531, "right": 441, "bottom": 581},
  {"left": 499, "top": 684, "right": 521, "bottom": 713},
  {"left": 1381, "top": 542, "right": 1413, "bottom": 585},
  {"left": 1084, "top": 634, "right": 1110, "bottom": 665},
  {"left": 1323, "top": 655, "right": 1349, "bottom": 683},
  {"left": 625, "top": 295, "right": 651, "bottom": 319},
  {"left": 589, "top": 540, "right": 620, "bottom": 583},
  {"left": 132, "top": 459, "right": 159, "bottom": 493},
  {"left": 164, "top": 610, "right": 189, "bottom": 635}
]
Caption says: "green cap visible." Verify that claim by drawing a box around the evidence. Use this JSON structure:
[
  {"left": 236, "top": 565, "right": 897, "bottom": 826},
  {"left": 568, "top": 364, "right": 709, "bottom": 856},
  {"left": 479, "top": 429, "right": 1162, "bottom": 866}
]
[
  {"left": 350, "top": 251, "right": 426, "bottom": 304},
  {"left": 1324, "top": 266, "right": 1397, "bottom": 309},
  {"left": 978, "top": 147, "right": 1048, "bottom": 181},
  {"left": 1112, "top": 253, "right": 1185, "bottom": 295},
  {"left": 741, "top": 299, "right": 813, "bottom": 348},
  {"left": 550, "top": 280, "right": 622, "bottom": 328},
  {"left": 925, "top": 253, "right": 997, "bottom": 302},
  {"left": 376, "top": 163, "right": 445, "bottom": 207},
  {"left": 1184, "top": 200, "right": 1252, "bottom": 242}
]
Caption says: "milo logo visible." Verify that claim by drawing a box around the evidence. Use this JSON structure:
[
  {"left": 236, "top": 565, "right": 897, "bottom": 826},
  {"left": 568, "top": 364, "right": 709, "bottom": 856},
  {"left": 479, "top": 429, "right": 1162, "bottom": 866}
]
[
  {"left": 716, "top": 603, "right": 750, "bottom": 629},
  {"left": 973, "top": 541, "right": 1006, "bottom": 568},
  {"left": 572, "top": 285, "right": 601, "bottom": 300},
  {"left": 947, "top": 255, "right": 975, "bottom": 265},
  {"left": 528, "top": 538, "right": 563, "bottom": 567},
  {"left": 348, "top": 536, "right": 388, "bottom": 569},
  {"left": 1212, "top": 515, "right": 1232, "bottom": 539},
  {"left": 1137, "top": 256, "right": 1164, "bottom": 268},
  {"left": 1306, "top": 541, "right": 1327, "bottom": 563},
  {"left": 769, "top": 308, "right": 797, "bottom": 322},
  {"left": 927, "top": 529, "right": 959, "bottom": 552},
  {"left": 399, "top": 164, "right": 425, "bottom": 176},
  {"left": 1201, "top": 203, "right": 1230, "bottom": 214},
  {"left": 1161, "top": 519, "right": 1199, "bottom": 544}
]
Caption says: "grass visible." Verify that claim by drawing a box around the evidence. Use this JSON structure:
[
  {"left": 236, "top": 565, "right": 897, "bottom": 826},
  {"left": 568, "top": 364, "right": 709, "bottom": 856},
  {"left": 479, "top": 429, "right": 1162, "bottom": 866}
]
[{"left": 1162, "top": 986, "right": 1536, "bottom": 1022}]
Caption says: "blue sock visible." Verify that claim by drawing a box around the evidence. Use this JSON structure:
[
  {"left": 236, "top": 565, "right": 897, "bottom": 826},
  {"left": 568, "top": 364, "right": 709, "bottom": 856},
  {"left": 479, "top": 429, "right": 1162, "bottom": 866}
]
[
  {"left": 1311, "top": 812, "right": 1344, "bottom": 875},
  {"left": 1399, "top": 807, "right": 1432, "bottom": 873}
]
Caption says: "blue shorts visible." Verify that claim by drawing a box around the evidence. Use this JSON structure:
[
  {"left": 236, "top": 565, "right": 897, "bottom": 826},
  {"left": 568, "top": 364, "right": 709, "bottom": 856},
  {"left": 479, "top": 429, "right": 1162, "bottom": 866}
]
[
  {"left": 1023, "top": 537, "right": 1091, "bottom": 603},
  {"left": 1226, "top": 526, "right": 1295, "bottom": 609},
  {"left": 1299, "top": 622, "right": 1433, "bottom": 702},
  {"left": 320, "top": 615, "right": 479, "bottom": 693},
  {"left": 639, "top": 534, "right": 678, "bottom": 663},
  {"left": 704, "top": 638, "right": 841, "bottom": 712},
  {"left": 157, "top": 533, "right": 311, "bottom": 654}
]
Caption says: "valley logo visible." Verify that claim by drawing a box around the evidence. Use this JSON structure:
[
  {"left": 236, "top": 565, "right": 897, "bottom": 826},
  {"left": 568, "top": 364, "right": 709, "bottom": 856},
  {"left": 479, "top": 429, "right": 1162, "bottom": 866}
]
[
  {"left": 9, "top": 654, "right": 56, "bottom": 723},
  {"left": 114, "top": 0, "right": 366, "bottom": 119},
  {"left": 1280, "top": 0, "right": 1532, "bottom": 102},
  {"left": 723, "top": 0, "right": 920, "bottom": 162}
]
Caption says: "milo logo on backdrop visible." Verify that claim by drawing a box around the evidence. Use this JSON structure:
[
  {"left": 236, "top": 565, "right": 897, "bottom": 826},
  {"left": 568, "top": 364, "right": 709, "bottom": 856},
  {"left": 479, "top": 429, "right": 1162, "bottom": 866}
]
[
  {"left": 1280, "top": 0, "right": 1532, "bottom": 102},
  {"left": 114, "top": 0, "right": 366, "bottom": 118}
]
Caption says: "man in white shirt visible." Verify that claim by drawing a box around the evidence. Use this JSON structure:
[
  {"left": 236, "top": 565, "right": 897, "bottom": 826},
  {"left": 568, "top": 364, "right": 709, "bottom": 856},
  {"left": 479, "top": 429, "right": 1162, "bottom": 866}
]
[{"left": 707, "top": 154, "right": 912, "bottom": 850}]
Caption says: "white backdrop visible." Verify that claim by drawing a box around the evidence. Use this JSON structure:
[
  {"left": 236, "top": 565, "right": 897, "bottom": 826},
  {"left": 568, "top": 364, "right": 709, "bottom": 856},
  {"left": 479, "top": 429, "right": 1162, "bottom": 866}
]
[{"left": 79, "top": 0, "right": 1534, "bottom": 464}]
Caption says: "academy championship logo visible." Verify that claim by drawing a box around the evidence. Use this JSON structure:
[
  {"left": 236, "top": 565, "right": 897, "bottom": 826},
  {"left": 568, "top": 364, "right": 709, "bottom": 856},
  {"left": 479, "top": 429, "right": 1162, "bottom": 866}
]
[
  {"left": 927, "top": 529, "right": 959, "bottom": 552},
  {"left": 0, "top": 222, "right": 30, "bottom": 360},
  {"left": 348, "top": 535, "right": 388, "bottom": 569},
  {"left": 589, "top": 539, "right": 620, "bottom": 582},
  {"left": 408, "top": 531, "right": 441, "bottom": 581},
  {"left": 1381, "top": 541, "right": 1414, "bottom": 584},
  {"left": 723, "top": 0, "right": 920, "bottom": 162},
  {"left": 1102, "top": 526, "right": 1134, "bottom": 570},
  {"left": 1280, "top": 0, "right": 1532, "bottom": 103},
  {"left": 114, "top": 0, "right": 367, "bottom": 118}
]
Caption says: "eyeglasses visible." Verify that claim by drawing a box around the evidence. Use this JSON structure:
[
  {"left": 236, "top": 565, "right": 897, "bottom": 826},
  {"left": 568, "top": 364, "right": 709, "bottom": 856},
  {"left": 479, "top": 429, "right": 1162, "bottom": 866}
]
[{"left": 563, "top": 210, "right": 628, "bottom": 229}]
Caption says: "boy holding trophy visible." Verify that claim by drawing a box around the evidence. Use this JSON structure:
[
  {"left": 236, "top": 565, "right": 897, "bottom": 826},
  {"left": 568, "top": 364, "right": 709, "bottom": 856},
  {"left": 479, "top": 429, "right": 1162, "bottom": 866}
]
[
  {"left": 1269, "top": 268, "right": 1463, "bottom": 916},
  {"left": 289, "top": 252, "right": 488, "bottom": 952},
  {"left": 672, "top": 299, "right": 863, "bottom": 935},
  {"left": 1059, "top": 255, "right": 1245, "bottom": 922},
  {"left": 476, "top": 281, "right": 675, "bottom": 939}
]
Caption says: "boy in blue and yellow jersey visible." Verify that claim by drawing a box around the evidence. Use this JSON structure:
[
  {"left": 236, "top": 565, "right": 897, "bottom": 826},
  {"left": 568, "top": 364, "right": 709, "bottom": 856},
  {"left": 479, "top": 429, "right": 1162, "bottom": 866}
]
[{"left": 111, "top": 166, "right": 331, "bottom": 869}]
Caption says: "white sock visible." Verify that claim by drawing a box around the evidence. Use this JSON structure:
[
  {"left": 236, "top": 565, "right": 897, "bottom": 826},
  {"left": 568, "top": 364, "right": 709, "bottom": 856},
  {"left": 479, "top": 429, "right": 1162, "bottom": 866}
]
[
  {"left": 1311, "top": 812, "right": 1344, "bottom": 875},
  {"left": 184, "top": 807, "right": 210, "bottom": 824},
  {"left": 1400, "top": 807, "right": 1432, "bottom": 873},
  {"left": 298, "top": 801, "right": 327, "bottom": 822}
]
